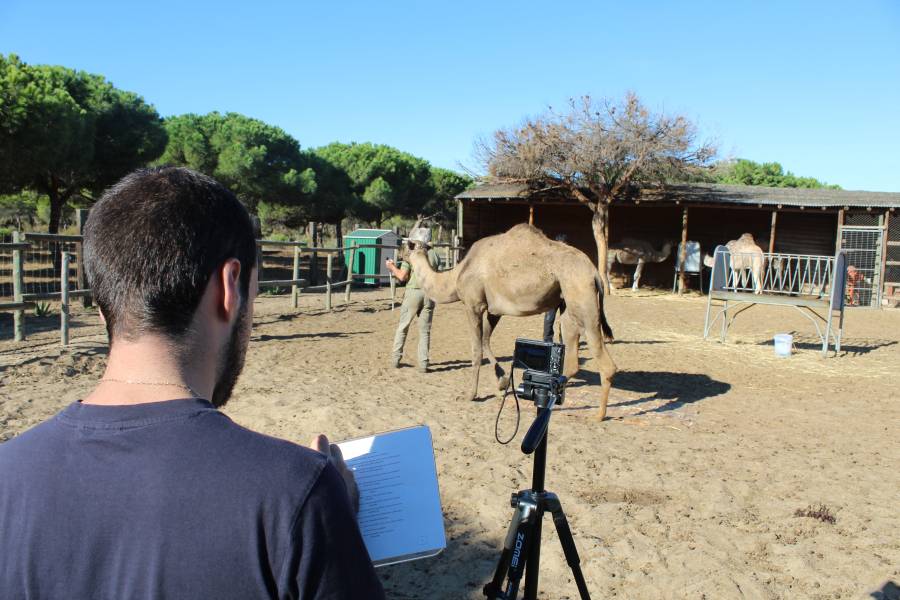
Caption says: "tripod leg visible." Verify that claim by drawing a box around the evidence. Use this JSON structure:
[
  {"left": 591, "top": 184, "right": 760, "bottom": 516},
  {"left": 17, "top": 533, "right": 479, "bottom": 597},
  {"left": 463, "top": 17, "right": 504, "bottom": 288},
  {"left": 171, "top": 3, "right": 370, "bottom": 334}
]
[
  {"left": 545, "top": 495, "right": 592, "bottom": 600},
  {"left": 484, "top": 495, "right": 537, "bottom": 599},
  {"left": 521, "top": 504, "right": 544, "bottom": 600}
]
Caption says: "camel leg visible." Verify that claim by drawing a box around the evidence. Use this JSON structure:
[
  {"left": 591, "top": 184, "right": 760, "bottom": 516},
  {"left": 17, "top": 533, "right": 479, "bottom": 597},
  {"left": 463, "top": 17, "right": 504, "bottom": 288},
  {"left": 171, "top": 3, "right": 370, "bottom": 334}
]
[
  {"left": 482, "top": 313, "right": 508, "bottom": 390},
  {"left": 586, "top": 325, "right": 617, "bottom": 421},
  {"left": 632, "top": 259, "right": 645, "bottom": 291},
  {"left": 464, "top": 308, "right": 485, "bottom": 402},
  {"left": 559, "top": 311, "right": 580, "bottom": 379},
  {"left": 606, "top": 256, "right": 616, "bottom": 293}
]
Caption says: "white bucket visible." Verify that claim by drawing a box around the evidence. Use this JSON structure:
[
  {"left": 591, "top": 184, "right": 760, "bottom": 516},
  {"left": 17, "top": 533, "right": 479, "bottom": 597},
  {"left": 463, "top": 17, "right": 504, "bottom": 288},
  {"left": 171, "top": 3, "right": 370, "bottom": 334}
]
[{"left": 774, "top": 334, "right": 793, "bottom": 357}]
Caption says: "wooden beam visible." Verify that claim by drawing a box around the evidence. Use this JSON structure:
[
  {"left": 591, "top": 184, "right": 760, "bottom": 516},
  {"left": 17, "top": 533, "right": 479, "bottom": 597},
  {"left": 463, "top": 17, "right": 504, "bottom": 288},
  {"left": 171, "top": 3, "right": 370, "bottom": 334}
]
[
  {"left": 12, "top": 231, "right": 25, "bottom": 342},
  {"left": 836, "top": 209, "right": 845, "bottom": 254},
  {"left": 678, "top": 207, "right": 689, "bottom": 294},
  {"left": 768, "top": 211, "right": 778, "bottom": 254},
  {"left": 528, "top": 203, "right": 535, "bottom": 225},
  {"left": 60, "top": 251, "right": 70, "bottom": 347},
  {"left": 880, "top": 209, "right": 890, "bottom": 305}
]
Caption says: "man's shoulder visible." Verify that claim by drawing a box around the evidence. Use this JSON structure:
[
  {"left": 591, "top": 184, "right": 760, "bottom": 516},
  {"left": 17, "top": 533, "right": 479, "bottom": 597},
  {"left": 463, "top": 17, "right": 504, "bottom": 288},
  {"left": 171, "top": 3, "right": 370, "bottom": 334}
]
[
  {"left": 0, "top": 418, "right": 59, "bottom": 465},
  {"left": 204, "top": 416, "right": 328, "bottom": 484}
]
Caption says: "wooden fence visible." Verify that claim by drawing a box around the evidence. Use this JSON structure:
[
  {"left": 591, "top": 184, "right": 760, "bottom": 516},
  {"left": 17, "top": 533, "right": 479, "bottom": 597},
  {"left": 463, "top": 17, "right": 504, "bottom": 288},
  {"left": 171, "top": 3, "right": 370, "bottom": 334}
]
[{"left": 1, "top": 232, "right": 463, "bottom": 346}]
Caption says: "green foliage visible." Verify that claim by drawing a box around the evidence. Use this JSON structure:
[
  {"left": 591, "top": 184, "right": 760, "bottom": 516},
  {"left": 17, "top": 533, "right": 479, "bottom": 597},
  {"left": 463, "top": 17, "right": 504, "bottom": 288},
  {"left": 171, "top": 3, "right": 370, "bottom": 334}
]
[
  {"left": 158, "top": 112, "right": 316, "bottom": 212},
  {"left": 315, "top": 142, "right": 434, "bottom": 222},
  {"left": 714, "top": 159, "right": 840, "bottom": 189},
  {"left": 34, "top": 301, "right": 53, "bottom": 317},
  {"left": 0, "top": 54, "right": 167, "bottom": 232},
  {"left": 0, "top": 190, "right": 42, "bottom": 228},
  {"left": 425, "top": 167, "right": 472, "bottom": 227}
]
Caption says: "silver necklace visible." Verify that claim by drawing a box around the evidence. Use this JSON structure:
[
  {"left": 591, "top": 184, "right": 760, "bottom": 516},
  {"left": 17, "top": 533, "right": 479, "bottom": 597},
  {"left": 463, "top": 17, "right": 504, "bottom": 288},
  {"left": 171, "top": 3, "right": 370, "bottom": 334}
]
[{"left": 99, "top": 378, "right": 205, "bottom": 400}]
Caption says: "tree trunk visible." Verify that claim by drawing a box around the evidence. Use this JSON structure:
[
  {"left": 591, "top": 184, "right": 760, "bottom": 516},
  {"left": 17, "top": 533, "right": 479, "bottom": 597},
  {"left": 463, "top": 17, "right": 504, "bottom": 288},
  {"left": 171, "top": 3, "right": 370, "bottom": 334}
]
[
  {"left": 591, "top": 203, "right": 611, "bottom": 295},
  {"left": 335, "top": 219, "right": 343, "bottom": 249},
  {"left": 48, "top": 190, "right": 64, "bottom": 234}
]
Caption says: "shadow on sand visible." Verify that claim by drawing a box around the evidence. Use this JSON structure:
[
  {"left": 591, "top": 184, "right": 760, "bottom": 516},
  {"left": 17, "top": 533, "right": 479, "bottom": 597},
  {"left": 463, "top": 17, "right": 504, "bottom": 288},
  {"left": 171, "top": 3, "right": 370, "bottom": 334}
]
[
  {"left": 568, "top": 370, "right": 730, "bottom": 417},
  {"left": 755, "top": 335, "right": 897, "bottom": 356}
]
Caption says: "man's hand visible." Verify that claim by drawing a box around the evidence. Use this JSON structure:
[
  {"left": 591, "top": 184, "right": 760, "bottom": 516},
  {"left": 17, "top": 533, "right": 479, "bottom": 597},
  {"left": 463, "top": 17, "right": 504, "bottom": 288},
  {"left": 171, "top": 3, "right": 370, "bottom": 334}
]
[
  {"left": 310, "top": 434, "right": 360, "bottom": 513},
  {"left": 385, "top": 258, "right": 395, "bottom": 268}
]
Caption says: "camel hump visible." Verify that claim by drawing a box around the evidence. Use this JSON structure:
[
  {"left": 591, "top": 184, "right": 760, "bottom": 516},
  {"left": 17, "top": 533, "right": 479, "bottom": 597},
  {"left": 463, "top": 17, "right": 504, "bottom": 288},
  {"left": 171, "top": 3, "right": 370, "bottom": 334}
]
[{"left": 506, "top": 223, "right": 548, "bottom": 238}]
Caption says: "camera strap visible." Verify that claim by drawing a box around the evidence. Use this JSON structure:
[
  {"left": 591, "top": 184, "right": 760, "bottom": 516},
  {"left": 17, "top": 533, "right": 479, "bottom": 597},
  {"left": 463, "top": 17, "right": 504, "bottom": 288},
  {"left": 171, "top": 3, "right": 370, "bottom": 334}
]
[{"left": 494, "top": 369, "right": 521, "bottom": 445}]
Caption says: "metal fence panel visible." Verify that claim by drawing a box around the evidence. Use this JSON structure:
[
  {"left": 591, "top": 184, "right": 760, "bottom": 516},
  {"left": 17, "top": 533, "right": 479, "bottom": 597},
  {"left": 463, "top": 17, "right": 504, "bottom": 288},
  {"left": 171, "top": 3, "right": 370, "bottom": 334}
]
[{"left": 839, "top": 226, "right": 883, "bottom": 308}]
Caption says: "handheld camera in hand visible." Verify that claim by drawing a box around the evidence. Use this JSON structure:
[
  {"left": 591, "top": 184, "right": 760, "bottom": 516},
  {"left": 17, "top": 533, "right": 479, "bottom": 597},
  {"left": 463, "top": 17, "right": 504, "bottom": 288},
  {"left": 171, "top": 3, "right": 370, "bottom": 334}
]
[{"left": 484, "top": 339, "right": 591, "bottom": 600}]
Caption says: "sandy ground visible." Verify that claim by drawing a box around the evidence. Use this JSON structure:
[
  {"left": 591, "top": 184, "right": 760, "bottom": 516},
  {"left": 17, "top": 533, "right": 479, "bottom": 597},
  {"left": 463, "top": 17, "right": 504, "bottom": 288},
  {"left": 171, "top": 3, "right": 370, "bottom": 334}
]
[{"left": 1, "top": 288, "right": 898, "bottom": 599}]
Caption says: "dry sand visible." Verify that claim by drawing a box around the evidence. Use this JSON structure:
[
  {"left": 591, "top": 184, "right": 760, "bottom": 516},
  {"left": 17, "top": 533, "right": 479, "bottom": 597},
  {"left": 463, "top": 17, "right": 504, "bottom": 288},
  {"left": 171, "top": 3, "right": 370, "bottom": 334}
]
[{"left": 1, "top": 288, "right": 898, "bottom": 599}]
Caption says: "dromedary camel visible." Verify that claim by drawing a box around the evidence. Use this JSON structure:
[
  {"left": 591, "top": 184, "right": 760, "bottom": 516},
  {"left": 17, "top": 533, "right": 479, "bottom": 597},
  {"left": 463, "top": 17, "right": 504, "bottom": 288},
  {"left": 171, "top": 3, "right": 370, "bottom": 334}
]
[
  {"left": 401, "top": 223, "right": 618, "bottom": 420},
  {"left": 607, "top": 239, "right": 674, "bottom": 290},
  {"left": 703, "top": 233, "right": 765, "bottom": 294}
]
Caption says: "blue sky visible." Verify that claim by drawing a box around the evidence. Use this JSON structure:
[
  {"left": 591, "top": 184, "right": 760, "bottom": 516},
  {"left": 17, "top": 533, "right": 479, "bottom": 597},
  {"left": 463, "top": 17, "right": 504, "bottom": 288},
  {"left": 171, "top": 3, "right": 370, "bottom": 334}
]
[{"left": 2, "top": 0, "right": 898, "bottom": 191}]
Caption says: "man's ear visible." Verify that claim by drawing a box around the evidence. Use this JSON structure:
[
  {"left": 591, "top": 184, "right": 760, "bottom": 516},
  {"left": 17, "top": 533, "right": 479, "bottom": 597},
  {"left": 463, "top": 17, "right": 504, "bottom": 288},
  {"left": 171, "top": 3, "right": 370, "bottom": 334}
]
[{"left": 219, "top": 258, "right": 243, "bottom": 323}]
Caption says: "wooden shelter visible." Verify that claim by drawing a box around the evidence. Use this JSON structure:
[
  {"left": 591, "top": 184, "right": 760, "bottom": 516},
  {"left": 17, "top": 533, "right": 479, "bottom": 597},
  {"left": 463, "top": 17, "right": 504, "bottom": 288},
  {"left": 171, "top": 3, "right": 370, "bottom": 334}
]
[{"left": 455, "top": 183, "right": 900, "bottom": 306}]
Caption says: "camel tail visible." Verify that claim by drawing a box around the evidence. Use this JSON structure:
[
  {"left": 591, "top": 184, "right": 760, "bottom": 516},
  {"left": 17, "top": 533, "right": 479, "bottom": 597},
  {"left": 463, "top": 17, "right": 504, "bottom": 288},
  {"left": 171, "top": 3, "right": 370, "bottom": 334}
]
[{"left": 594, "top": 273, "right": 614, "bottom": 341}]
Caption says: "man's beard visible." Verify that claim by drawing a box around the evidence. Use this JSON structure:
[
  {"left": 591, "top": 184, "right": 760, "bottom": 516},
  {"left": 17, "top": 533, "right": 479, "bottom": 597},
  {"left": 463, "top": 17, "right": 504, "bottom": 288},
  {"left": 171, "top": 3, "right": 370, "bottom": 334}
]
[{"left": 210, "top": 300, "right": 251, "bottom": 408}]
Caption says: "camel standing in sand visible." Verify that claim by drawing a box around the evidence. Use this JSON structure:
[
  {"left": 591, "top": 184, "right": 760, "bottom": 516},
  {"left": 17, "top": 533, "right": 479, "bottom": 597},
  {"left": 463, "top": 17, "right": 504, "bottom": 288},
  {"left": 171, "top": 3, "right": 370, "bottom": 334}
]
[
  {"left": 703, "top": 233, "right": 765, "bottom": 294},
  {"left": 607, "top": 239, "right": 674, "bottom": 290},
  {"left": 401, "top": 223, "right": 618, "bottom": 420}
]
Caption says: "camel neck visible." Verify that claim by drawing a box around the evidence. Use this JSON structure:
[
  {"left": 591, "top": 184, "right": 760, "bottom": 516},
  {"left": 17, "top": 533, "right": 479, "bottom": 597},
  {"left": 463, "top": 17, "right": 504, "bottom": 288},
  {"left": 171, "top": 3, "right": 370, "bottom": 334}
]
[{"left": 409, "top": 251, "right": 459, "bottom": 303}]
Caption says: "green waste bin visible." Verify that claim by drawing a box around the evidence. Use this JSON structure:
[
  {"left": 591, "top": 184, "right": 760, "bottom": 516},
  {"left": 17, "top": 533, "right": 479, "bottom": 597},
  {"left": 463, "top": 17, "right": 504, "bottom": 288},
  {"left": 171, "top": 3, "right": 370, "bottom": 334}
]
[{"left": 343, "top": 229, "right": 401, "bottom": 285}]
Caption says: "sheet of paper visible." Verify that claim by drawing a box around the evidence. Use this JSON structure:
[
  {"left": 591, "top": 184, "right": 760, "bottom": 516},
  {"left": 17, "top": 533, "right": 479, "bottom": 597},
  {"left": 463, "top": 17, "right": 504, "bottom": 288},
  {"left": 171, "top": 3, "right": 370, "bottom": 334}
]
[{"left": 338, "top": 425, "right": 446, "bottom": 567}]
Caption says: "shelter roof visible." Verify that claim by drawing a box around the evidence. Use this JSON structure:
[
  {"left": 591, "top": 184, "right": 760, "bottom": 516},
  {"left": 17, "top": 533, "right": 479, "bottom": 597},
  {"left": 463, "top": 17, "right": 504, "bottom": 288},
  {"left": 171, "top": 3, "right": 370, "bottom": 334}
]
[
  {"left": 456, "top": 182, "right": 900, "bottom": 209},
  {"left": 346, "top": 229, "right": 396, "bottom": 238}
]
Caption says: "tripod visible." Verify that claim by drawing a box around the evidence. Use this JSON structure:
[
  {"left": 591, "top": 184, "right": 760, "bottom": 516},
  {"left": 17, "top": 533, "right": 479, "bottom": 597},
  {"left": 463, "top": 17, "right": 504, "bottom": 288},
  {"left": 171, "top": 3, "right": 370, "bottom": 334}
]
[{"left": 483, "top": 392, "right": 591, "bottom": 600}]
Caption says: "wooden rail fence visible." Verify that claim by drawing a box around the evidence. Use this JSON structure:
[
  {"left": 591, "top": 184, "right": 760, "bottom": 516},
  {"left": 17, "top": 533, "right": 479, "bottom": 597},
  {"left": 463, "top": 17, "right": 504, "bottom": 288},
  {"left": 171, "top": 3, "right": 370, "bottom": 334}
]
[{"left": 2, "top": 232, "right": 463, "bottom": 346}]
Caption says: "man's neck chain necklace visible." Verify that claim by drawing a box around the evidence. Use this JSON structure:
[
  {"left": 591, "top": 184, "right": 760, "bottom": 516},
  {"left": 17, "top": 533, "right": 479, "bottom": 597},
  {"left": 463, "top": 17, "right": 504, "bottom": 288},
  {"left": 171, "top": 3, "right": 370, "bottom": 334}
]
[{"left": 99, "top": 378, "right": 205, "bottom": 400}]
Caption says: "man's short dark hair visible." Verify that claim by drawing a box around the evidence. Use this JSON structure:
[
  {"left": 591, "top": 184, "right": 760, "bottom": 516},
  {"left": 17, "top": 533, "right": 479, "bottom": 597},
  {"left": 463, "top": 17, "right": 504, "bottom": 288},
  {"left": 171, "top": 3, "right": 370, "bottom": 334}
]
[{"left": 84, "top": 167, "right": 257, "bottom": 342}]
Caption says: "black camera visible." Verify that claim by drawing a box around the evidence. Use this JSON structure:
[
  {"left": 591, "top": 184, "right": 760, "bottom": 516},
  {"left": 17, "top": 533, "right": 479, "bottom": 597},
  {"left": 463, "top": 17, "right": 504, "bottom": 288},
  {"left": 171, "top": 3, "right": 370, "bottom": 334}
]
[{"left": 513, "top": 338, "right": 566, "bottom": 408}]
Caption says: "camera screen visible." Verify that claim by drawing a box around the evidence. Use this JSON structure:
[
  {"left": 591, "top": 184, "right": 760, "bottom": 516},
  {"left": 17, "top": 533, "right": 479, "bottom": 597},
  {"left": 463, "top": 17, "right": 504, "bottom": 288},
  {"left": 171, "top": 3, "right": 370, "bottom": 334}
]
[{"left": 515, "top": 343, "right": 549, "bottom": 372}]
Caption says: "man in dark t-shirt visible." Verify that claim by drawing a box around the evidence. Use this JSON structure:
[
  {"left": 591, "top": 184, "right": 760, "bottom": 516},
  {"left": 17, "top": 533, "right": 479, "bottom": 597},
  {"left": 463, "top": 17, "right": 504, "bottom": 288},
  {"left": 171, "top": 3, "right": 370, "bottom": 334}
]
[{"left": 0, "top": 167, "right": 385, "bottom": 599}]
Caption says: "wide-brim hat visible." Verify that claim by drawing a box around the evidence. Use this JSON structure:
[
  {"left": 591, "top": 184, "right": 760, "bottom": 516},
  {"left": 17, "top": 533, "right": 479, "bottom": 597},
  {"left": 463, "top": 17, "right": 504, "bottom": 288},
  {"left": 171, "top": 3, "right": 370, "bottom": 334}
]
[{"left": 409, "top": 227, "right": 432, "bottom": 245}]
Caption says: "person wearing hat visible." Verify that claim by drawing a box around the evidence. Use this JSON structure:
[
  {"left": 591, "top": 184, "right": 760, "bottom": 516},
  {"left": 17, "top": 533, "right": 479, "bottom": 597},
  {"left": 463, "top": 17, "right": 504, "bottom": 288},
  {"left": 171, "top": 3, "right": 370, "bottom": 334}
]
[{"left": 385, "top": 227, "right": 441, "bottom": 372}]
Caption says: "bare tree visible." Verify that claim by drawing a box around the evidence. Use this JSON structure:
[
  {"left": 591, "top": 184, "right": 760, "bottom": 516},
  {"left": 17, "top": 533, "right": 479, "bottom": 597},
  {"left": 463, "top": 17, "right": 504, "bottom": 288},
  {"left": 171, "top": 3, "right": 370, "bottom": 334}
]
[{"left": 478, "top": 92, "right": 716, "bottom": 293}]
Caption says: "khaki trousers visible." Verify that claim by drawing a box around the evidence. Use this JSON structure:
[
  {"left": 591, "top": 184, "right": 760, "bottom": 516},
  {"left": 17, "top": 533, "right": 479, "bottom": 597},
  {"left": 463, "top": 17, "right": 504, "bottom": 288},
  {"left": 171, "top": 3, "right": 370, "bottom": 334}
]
[{"left": 392, "top": 288, "right": 435, "bottom": 366}]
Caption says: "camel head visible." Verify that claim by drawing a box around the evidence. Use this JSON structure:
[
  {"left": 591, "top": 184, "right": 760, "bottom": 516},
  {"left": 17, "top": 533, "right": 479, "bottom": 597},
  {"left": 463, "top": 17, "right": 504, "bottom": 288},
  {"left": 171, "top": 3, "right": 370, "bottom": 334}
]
[{"left": 702, "top": 253, "right": 715, "bottom": 268}]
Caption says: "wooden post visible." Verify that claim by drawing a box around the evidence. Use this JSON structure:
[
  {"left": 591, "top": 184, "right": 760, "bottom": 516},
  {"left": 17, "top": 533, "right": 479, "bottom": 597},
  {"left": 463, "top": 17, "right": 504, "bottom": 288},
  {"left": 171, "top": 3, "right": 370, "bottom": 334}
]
[
  {"left": 256, "top": 242, "right": 263, "bottom": 294},
  {"left": 75, "top": 208, "right": 91, "bottom": 307},
  {"left": 453, "top": 234, "right": 461, "bottom": 267},
  {"left": 252, "top": 216, "right": 262, "bottom": 295},
  {"left": 12, "top": 231, "right": 25, "bottom": 342},
  {"left": 528, "top": 203, "right": 535, "bottom": 225},
  {"left": 291, "top": 245, "right": 301, "bottom": 309},
  {"left": 835, "top": 208, "right": 845, "bottom": 254},
  {"left": 389, "top": 248, "right": 398, "bottom": 311},
  {"left": 678, "top": 207, "right": 689, "bottom": 294},
  {"left": 450, "top": 229, "right": 457, "bottom": 268},
  {"left": 879, "top": 209, "right": 890, "bottom": 306},
  {"left": 60, "top": 251, "right": 71, "bottom": 347},
  {"left": 768, "top": 211, "right": 778, "bottom": 255},
  {"left": 310, "top": 248, "right": 319, "bottom": 287},
  {"left": 344, "top": 246, "right": 356, "bottom": 304},
  {"left": 325, "top": 253, "right": 333, "bottom": 311}
]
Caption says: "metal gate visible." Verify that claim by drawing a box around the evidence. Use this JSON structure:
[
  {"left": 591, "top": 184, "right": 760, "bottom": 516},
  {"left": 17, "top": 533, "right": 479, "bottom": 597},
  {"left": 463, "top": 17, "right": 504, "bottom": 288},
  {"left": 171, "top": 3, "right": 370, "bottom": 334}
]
[{"left": 838, "top": 225, "right": 883, "bottom": 307}]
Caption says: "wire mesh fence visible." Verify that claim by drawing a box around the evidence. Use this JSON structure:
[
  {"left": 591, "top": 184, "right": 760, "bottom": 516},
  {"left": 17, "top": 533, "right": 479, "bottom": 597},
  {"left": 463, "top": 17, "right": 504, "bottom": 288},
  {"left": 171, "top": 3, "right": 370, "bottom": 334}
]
[
  {"left": 21, "top": 236, "right": 81, "bottom": 298},
  {"left": 885, "top": 212, "right": 900, "bottom": 305},
  {"left": 839, "top": 226, "right": 883, "bottom": 308},
  {"left": 0, "top": 233, "right": 13, "bottom": 301}
]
